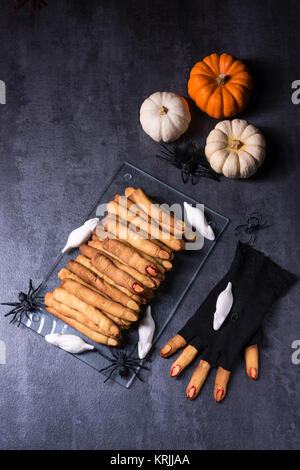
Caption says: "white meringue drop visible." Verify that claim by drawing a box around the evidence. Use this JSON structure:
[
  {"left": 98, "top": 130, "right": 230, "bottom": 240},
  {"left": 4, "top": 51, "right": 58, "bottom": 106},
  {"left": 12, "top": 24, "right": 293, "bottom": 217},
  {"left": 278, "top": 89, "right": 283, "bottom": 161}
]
[
  {"left": 184, "top": 202, "right": 215, "bottom": 241},
  {"left": 62, "top": 218, "right": 99, "bottom": 254},
  {"left": 213, "top": 282, "right": 233, "bottom": 331},
  {"left": 138, "top": 305, "right": 155, "bottom": 359},
  {"left": 45, "top": 333, "right": 95, "bottom": 354}
]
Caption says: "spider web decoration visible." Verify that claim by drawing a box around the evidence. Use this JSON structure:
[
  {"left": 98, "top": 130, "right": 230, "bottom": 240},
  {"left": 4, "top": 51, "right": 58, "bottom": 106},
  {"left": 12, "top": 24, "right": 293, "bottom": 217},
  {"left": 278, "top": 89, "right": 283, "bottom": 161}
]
[
  {"left": 156, "top": 142, "right": 220, "bottom": 185},
  {"left": 13, "top": 0, "right": 47, "bottom": 11},
  {"left": 1, "top": 279, "right": 44, "bottom": 326}
]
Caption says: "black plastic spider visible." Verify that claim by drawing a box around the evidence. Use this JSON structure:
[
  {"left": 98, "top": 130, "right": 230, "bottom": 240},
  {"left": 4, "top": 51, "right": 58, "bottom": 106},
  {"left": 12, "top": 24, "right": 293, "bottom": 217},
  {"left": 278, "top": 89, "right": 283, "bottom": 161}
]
[
  {"left": 13, "top": 0, "right": 47, "bottom": 11},
  {"left": 98, "top": 345, "right": 150, "bottom": 383},
  {"left": 156, "top": 143, "right": 220, "bottom": 185},
  {"left": 1, "top": 279, "right": 44, "bottom": 326},
  {"left": 234, "top": 213, "right": 270, "bottom": 244}
]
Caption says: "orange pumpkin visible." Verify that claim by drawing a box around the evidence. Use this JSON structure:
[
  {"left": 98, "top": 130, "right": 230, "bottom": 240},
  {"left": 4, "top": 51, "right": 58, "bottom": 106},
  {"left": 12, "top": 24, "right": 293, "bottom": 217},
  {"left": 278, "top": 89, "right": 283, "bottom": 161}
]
[{"left": 188, "top": 53, "right": 252, "bottom": 119}]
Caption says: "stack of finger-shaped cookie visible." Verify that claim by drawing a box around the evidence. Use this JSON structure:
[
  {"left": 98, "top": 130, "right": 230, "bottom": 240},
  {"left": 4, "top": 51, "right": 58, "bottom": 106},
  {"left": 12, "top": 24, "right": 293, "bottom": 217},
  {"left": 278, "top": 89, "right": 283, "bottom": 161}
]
[{"left": 45, "top": 188, "right": 195, "bottom": 346}]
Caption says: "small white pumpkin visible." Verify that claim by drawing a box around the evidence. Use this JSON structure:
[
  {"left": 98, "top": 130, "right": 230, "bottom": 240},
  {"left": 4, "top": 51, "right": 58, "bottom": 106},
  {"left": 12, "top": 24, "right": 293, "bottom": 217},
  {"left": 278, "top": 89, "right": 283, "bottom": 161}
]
[
  {"left": 139, "top": 91, "right": 191, "bottom": 143},
  {"left": 205, "top": 119, "right": 266, "bottom": 179}
]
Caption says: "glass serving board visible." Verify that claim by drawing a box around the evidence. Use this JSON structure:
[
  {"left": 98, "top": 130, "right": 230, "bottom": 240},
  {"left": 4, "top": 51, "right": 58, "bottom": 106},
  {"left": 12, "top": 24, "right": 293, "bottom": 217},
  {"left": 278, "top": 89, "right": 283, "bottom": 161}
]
[{"left": 23, "top": 162, "right": 229, "bottom": 388}]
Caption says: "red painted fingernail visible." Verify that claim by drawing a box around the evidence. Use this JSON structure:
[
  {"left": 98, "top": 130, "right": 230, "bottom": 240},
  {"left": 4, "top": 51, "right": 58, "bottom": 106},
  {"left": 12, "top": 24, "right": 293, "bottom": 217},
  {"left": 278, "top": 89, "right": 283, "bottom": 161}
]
[
  {"left": 132, "top": 282, "right": 144, "bottom": 293},
  {"left": 215, "top": 387, "right": 224, "bottom": 403},
  {"left": 250, "top": 368, "right": 258, "bottom": 380},
  {"left": 187, "top": 385, "right": 197, "bottom": 400},
  {"left": 145, "top": 265, "right": 157, "bottom": 277},
  {"left": 170, "top": 364, "right": 181, "bottom": 377}
]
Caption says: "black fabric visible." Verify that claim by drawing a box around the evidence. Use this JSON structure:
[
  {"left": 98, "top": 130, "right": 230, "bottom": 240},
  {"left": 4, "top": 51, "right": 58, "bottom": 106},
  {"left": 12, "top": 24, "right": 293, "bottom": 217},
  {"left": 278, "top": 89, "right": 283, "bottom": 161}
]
[{"left": 178, "top": 242, "right": 296, "bottom": 371}]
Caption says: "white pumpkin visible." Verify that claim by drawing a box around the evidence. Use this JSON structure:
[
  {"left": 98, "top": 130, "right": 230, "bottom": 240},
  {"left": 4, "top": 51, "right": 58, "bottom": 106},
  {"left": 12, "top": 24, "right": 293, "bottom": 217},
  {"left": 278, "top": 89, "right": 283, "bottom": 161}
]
[
  {"left": 139, "top": 91, "right": 191, "bottom": 143},
  {"left": 205, "top": 119, "right": 266, "bottom": 179}
]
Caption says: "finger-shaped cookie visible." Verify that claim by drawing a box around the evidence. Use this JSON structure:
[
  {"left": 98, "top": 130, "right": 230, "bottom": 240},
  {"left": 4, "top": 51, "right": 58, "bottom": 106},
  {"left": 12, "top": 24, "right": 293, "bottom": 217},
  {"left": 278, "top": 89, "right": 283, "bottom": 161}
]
[
  {"left": 107, "top": 200, "right": 178, "bottom": 254},
  {"left": 61, "top": 279, "right": 138, "bottom": 322},
  {"left": 125, "top": 187, "right": 184, "bottom": 237},
  {"left": 107, "top": 236, "right": 167, "bottom": 274},
  {"left": 214, "top": 366, "right": 231, "bottom": 403},
  {"left": 149, "top": 238, "right": 174, "bottom": 259},
  {"left": 104, "top": 311, "right": 131, "bottom": 329},
  {"left": 46, "top": 306, "right": 118, "bottom": 346},
  {"left": 114, "top": 193, "right": 147, "bottom": 222},
  {"left": 101, "top": 238, "right": 158, "bottom": 278},
  {"left": 86, "top": 240, "right": 157, "bottom": 289},
  {"left": 92, "top": 253, "right": 144, "bottom": 293},
  {"left": 94, "top": 224, "right": 108, "bottom": 241},
  {"left": 58, "top": 268, "right": 97, "bottom": 290},
  {"left": 94, "top": 225, "right": 172, "bottom": 272},
  {"left": 104, "top": 212, "right": 184, "bottom": 252},
  {"left": 52, "top": 287, "right": 120, "bottom": 338},
  {"left": 67, "top": 259, "right": 140, "bottom": 311},
  {"left": 45, "top": 292, "right": 116, "bottom": 336},
  {"left": 135, "top": 249, "right": 172, "bottom": 272},
  {"left": 79, "top": 243, "right": 100, "bottom": 259},
  {"left": 46, "top": 292, "right": 94, "bottom": 330},
  {"left": 75, "top": 255, "right": 144, "bottom": 305},
  {"left": 113, "top": 198, "right": 175, "bottom": 258},
  {"left": 186, "top": 360, "right": 211, "bottom": 400},
  {"left": 152, "top": 256, "right": 172, "bottom": 272},
  {"left": 58, "top": 268, "right": 135, "bottom": 322},
  {"left": 170, "top": 344, "right": 198, "bottom": 377},
  {"left": 160, "top": 334, "right": 187, "bottom": 357},
  {"left": 244, "top": 344, "right": 259, "bottom": 380},
  {"left": 107, "top": 240, "right": 162, "bottom": 287}
]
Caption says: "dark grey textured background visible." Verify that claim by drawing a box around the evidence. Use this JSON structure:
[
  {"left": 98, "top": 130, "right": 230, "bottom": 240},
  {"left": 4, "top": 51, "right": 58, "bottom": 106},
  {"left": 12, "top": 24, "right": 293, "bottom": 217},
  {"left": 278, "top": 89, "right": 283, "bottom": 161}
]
[{"left": 0, "top": 0, "right": 299, "bottom": 450}]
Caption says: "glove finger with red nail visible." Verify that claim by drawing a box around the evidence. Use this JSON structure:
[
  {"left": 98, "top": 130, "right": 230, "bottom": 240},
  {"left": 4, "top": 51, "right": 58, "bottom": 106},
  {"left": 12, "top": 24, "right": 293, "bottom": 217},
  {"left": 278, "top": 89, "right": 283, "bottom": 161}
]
[{"left": 161, "top": 242, "right": 296, "bottom": 402}]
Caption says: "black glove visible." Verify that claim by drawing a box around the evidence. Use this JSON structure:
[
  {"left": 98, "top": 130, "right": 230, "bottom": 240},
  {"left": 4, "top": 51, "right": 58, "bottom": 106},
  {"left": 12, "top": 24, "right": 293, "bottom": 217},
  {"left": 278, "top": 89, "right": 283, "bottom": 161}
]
[{"left": 178, "top": 242, "right": 296, "bottom": 371}]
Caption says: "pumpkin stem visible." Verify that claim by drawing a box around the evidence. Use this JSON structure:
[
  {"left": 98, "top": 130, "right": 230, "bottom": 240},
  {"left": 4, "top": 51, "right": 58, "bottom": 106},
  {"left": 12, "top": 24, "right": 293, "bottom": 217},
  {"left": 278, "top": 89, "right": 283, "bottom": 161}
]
[
  {"left": 230, "top": 139, "right": 243, "bottom": 150},
  {"left": 158, "top": 106, "right": 168, "bottom": 115},
  {"left": 216, "top": 73, "right": 229, "bottom": 86}
]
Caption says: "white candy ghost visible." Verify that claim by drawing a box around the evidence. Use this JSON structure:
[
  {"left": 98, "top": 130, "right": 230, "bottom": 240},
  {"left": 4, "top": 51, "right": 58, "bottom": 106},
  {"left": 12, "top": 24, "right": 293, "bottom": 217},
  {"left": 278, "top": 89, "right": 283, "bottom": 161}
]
[
  {"left": 213, "top": 282, "right": 233, "bottom": 331},
  {"left": 45, "top": 333, "right": 95, "bottom": 354},
  {"left": 184, "top": 202, "right": 215, "bottom": 241},
  {"left": 138, "top": 305, "right": 155, "bottom": 359},
  {"left": 62, "top": 218, "right": 99, "bottom": 254}
]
